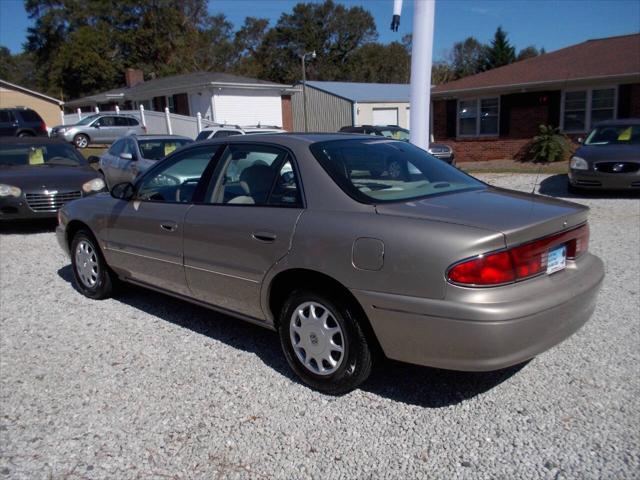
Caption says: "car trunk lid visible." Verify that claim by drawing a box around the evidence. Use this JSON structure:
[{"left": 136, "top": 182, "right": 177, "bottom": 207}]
[{"left": 375, "top": 186, "right": 589, "bottom": 246}]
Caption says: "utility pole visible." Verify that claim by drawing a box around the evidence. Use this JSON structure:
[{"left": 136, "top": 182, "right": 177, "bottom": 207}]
[{"left": 301, "top": 50, "right": 316, "bottom": 132}]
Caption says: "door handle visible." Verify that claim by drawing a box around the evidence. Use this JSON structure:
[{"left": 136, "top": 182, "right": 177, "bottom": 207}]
[
  {"left": 160, "top": 222, "right": 178, "bottom": 232},
  {"left": 252, "top": 231, "right": 277, "bottom": 242}
]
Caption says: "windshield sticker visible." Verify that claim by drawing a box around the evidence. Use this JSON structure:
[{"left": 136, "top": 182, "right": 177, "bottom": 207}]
[
  {"left": 28, "top": 147, "right": 45, "bottom": 165},
  {"left": 164, "top": 143, "right": 178, "bottom": 156},
  {"left": 618, "top": 127, "right": 632, "bottom": 141}
]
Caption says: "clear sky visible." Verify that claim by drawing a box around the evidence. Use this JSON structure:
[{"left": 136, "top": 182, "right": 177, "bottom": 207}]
[{"left": 1, "top": 0, "right": 638, "bottom": 61}]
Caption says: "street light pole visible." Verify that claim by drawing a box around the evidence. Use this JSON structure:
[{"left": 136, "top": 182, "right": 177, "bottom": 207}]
[{"left": 301, "top": 50, "right": 316, "bottom": 132}]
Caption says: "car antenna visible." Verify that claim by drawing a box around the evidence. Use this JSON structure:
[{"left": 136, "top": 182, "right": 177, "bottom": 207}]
[{"left": 531, "top": 163, "right": 543, "bottom": 195}]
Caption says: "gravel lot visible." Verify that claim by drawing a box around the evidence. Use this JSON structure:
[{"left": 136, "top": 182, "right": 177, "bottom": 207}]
[{"left": 1, "top": 173, "right": 639, "bottom": 479}]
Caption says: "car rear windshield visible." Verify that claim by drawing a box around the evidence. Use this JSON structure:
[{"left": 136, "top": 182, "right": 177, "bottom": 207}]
[
  {"left": 309, "top": 138, "right": 483, "bottom": 203},
  {"left": 585, "top": 125, "right": 640, "bottom": 145},
  {"left": 138, "top": 139, "right": 192, "bottom": 160},
  {"left": 0, "top": 143, "right": 87, "bottom": 167}
]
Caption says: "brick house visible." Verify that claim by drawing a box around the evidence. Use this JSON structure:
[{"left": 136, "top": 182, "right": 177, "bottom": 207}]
[{"left": 431, "top": 33, "right": 640, "bottom": 161}]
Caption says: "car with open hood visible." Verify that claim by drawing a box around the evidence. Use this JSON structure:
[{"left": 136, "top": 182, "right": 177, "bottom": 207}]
[{"left": 55, "top": 134, "right": 604, "bottom": 394}]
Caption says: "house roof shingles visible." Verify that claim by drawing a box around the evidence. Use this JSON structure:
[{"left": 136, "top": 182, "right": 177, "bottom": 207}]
[{"left": 434, "top": 33, "right": 640, "bottom": 96}]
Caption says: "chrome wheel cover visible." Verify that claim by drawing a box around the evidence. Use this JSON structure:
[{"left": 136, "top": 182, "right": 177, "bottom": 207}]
[
  {"left": 75, "top": 240, "right": 99, "bottom": 288},
  {"left": 76, "top": 136, "right": 88, "bottom": 148},
  {"left": 289, "top": 301, "right": 345, "bottom": 376}
]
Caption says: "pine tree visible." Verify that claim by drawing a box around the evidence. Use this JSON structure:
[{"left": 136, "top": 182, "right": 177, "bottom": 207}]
[{"left": 482, "top": 27, "right": 516, "bottom": 70}]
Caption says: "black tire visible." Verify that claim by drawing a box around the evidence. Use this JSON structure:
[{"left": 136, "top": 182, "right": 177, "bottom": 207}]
[
  {"left": 17, "top": 131, "right": 34, "bottom": 137},
  {"left": 70, "top": 230, "right": 117, "bottom": 300},
  {"left": 74, "top": 133, "right": 89, "bottom": 149},
  {"left": 278, "top": 289, "right": 373, "bottom": 395}
]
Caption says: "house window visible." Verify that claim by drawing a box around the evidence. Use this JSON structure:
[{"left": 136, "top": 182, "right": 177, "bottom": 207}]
[
  {"left": 457, "top": 97, "right": 499, "bottom": 137},
  {"left": 562, "top": 87, "right": 616, "bottom": 132}
]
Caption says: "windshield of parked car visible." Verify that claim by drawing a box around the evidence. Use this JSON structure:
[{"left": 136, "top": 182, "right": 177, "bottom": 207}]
[
  {"left": 138, "top": 139, "right": 193, "bottom": 160},
  {"left": 585, "top": 125, "right": 640, "bottom": 146},
  {"left": 377, "top": 128, "right": 410, "bottom": 141},
  {"left": 310, "top": 138, "right": 482, "bottom": 203},
  {"left": 75, "top": 114, "right": 100, "bottom": 126},
  {"left": 0, "top": 142, "right": 87, "bottom": 167}
]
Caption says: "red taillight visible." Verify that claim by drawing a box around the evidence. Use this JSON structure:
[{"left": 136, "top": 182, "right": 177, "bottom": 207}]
[
  {"left": 40, "top": 121, "right": 47, "bottom": 132},
  {"left": 448, "top": 224, "right": 590, "bottom": 287}
]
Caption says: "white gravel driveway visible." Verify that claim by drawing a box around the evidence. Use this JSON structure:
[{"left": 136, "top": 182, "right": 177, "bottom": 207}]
[{"left": 1, "top": 174, "right": 639, "bottom": 479}]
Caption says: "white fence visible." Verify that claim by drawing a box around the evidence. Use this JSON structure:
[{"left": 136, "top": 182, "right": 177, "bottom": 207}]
[{"left": 62, "top": 106, "right": 220, "bottom": 139}]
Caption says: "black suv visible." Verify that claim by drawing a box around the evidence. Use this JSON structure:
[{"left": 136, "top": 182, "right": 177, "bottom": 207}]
[
  {"left": 339, "top": 125, "right": 455, "bottom": 165},
  {"left": 0, "top": 108, "right": 48, "bottom": 137}
]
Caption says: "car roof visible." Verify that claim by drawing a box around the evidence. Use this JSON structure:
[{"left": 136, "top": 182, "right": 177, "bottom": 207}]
[
  {"left": 130, "top": 134, "right": 193, "bottom": 141},
  {"left": 593, "top": 118, "right": 640, "bottom": 127},
  {"left": 195, "top": 132, "right": 377, "bottom": 149},
  {"left": 0, "top": 137, "right": 70, "bottom": 145}
]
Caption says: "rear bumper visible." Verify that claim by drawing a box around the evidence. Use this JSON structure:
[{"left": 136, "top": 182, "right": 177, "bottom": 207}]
[
  {"left": 569, "top": 169, "right": 640, "bottom": 190},
  {"left": 352, "top": 252, "right": 604, "bottom": 371}
]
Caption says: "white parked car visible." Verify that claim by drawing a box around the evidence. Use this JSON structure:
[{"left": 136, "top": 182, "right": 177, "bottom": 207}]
[{"left": 195, "top": 124, "right": 285, "bottom": 141}]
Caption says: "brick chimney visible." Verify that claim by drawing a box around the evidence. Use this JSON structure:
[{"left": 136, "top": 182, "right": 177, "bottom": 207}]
[{"left": 124, "top": 68, "right": 144, "bottom": 88}]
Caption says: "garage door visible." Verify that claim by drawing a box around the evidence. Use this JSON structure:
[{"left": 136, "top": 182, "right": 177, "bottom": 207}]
[{"left": 373, "top": 108, "right": 398, "bottom": 126}]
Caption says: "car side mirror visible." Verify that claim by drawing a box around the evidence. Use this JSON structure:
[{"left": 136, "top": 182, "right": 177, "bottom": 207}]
[
  {"left": 93, "top": 124, "right": 100, "bottom": 128},
  {"left": 120, "top": 153, "right": 133, "bottom": 160},
  {"left": 87, "top": 155, "right": 100, "bottom": 164},
  {"left": 111, "top": 182, "right": 135, "bottom": 201}
]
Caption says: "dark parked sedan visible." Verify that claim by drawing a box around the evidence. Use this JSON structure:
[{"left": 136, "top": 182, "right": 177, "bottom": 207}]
[
  {"left": 56, "top": 134, "right": 604, "bottom": 394},
  {"left": 0, "top": 138, "right": 106, "bottom": 221},
  {"left": 569, "top": 119, "right": 640, "bottom": 191}
]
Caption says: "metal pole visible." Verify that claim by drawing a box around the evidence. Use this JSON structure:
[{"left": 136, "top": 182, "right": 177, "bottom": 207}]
[
  {"left": 302, "top": 55, "right": 308, "bottom": 133},
  {"left": 139, "top": 104, "right": 146, "bottom": 128},
  {"left": 164, "top": 107, "right": 172, "bottom": 134},
  {"left": 409, "top": 0, "right": 435, "bottom": 150}
]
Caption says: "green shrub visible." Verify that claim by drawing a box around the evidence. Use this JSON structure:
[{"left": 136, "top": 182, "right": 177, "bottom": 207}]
[{"left": 526, "top": 125, "right": 571, "bottom": 163}]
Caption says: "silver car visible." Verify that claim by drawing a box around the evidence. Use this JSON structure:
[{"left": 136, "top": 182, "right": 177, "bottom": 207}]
[
  {"left": 56, "top": 134, "right": 604, "bottom": 394},
  {"left": 50, "top": 114, "right": 146, "bottom": 149},
  {"left": 98, "top": 135, "right": 193, "bottom": 188}
]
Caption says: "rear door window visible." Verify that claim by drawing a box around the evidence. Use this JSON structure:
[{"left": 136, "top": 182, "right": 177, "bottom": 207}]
[
  {"left": 206, "top": 144, "right": 301, "bottom": 206},
  {"left": 114, "top": 117, "right": 130, "bottom": 127},
  {"left": 126, "top": 117, "right": 139, "bottom": 126}
]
